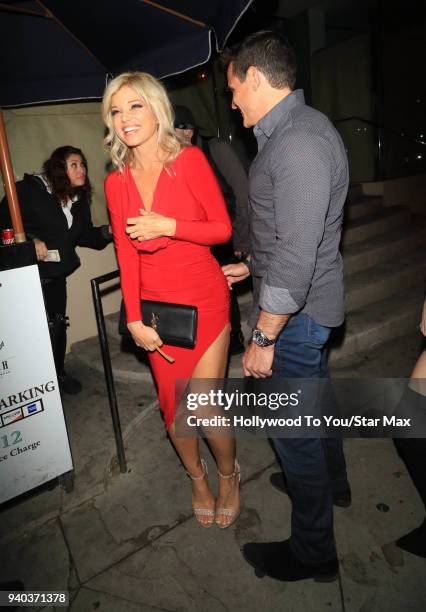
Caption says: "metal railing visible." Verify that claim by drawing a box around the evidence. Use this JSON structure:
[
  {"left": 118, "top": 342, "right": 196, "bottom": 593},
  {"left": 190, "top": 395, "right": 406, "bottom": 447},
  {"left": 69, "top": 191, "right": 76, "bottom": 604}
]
[{"left": 91, "top": 269, "right": 127, "bottom": 473}]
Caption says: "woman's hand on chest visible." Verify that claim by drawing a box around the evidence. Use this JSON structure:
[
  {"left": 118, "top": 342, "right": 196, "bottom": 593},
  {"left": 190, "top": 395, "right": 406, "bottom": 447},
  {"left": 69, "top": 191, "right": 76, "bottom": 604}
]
[{"left": 126, "top": 209, "right": 176, "bottom": 241}]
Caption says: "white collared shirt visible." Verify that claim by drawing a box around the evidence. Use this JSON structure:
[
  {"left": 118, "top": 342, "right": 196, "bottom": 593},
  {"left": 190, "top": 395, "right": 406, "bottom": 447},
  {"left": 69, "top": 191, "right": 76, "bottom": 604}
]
[{"left": 35, "top": 173, "right": 78, "bottom": 229}]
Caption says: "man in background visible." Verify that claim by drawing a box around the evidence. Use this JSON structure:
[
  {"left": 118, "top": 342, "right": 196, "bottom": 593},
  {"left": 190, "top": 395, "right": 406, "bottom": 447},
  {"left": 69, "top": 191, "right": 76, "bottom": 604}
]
[{"left": 174, "top": 104, "right": 250, "bottom": 354}]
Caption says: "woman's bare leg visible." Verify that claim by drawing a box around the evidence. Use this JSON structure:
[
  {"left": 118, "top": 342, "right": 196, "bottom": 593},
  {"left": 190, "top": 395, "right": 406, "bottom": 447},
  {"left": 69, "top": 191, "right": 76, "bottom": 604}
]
[
  {"left": 192, "top": 325, "right": 240, "bottom": 527},
  {"left": 409, "top": 350, "right": 426, "bottom": 395},
  {"left": 168, "top": 324, "right": 239, "bottom": 527},
  {"left": 168, "top": 422, "right": 215, "bottom": 526}
]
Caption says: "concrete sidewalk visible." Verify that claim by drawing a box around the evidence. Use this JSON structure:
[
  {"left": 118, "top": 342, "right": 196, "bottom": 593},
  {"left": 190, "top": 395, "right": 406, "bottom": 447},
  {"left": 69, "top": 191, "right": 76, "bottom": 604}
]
[{"left": 1, "top": 333, "right": 425, "bottom": 612}]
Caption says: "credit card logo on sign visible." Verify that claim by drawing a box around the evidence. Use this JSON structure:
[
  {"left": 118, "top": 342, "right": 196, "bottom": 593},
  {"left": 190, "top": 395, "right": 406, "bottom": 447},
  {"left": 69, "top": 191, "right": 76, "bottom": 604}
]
[
  {"left": 1, "top": 399, "right": 44, "bottom": 428},
  {"left": 2, "top": 408, "right": 23, "bottom": 426},
  {"left": 23, "top": 402, "right": 43, "bottom": 416}
]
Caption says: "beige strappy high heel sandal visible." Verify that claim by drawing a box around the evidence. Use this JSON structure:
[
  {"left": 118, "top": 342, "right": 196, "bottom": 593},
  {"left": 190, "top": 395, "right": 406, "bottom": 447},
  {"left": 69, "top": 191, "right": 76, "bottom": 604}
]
[
  {"left": 215, "top": 459, "right": 241, "bottom": 529},
  {"left": 186, "top": 458, "right": 215, "bottom": 528}
]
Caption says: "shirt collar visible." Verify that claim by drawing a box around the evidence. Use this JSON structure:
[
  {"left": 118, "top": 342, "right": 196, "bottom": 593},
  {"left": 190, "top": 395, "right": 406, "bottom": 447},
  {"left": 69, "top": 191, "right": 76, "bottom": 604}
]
[
  {"left": 34, "top": 173, "right": 52, "bottom": 193},
  {"left": 34, "top": 173, "right": 78, "bottom": 205},
  {"left": 253, "top": 89, "right": 305, "bottom": 141}
]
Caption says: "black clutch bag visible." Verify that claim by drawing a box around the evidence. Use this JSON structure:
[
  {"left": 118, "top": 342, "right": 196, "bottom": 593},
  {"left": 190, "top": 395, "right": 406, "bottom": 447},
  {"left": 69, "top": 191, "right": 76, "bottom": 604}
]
[{"left": 118, "top": 299, "right": 198, "bottom": 349}]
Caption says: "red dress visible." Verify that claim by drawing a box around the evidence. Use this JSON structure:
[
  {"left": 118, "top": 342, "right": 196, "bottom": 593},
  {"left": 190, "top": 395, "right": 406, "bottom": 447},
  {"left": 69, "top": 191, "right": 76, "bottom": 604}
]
[{"left": 105, "top": 146, "right": 232, "bottom": 429}]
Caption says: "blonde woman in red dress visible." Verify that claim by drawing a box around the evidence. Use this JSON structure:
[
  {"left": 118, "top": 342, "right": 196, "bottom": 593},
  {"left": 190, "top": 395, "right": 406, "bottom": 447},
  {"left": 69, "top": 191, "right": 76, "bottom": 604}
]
[{"left": 102, "top": 72, "right": 240, "bottom": 528}]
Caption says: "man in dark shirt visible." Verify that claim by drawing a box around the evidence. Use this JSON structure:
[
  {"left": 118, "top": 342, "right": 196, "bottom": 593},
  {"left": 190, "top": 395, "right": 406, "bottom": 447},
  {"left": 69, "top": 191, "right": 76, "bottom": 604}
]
[
  {"left": 173, "top": 104, "right": 250, "bottom": 354},
  {"left": 223, "top": 31, "right": 350, "bottom": 582}
]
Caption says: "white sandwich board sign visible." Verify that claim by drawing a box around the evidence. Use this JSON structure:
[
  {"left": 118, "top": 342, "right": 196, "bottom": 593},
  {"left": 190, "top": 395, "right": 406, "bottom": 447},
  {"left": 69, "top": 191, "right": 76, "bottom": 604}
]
[{"left": 0, "top": 264, "right": 73, "bottom": 503}]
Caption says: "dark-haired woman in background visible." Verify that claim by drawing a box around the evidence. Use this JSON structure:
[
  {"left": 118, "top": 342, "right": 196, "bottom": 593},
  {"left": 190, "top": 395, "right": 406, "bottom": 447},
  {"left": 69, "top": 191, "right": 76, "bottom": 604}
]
[{"left": 0, "top": 146, "right": 112, "bottom": 394}]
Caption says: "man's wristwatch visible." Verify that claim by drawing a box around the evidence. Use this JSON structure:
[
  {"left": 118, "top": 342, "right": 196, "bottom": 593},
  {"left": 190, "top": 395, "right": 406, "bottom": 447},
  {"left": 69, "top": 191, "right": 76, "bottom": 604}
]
[{"left": 252, "top": 328, "right": 276, "bottom": 347}]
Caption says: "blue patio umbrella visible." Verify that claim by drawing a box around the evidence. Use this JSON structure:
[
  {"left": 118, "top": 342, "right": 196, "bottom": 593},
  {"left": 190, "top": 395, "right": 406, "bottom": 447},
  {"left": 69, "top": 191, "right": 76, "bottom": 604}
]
[{"left": 0, "top": 0, "right": 254, "bottom": 107}]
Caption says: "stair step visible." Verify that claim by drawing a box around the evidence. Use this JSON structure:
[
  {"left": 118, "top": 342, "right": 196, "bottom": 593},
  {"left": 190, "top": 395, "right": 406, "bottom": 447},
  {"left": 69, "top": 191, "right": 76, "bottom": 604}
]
[
  {"left": 344, "top": 196, "right": 383, "bottom": 221},
  {"left": 236, "top": 239, "right": 424, "bottom": 319},
  {"left": 330, "top": 327, "right": 422, "bottom": 377},
  {"left": 342, "top": 220, "right": 426, "bottom": 275},
  {"left": 345, "top": 248, "right": 425, "bottom": 312},
  {"left": 342, "top": 206, "right": 410, "bottom": 246},
  {"left": 105, "top": 311, "right": 121, "bottom": 341},
  {"left": 329, "top": 284, "right": 424, "bottom": 364},
  {"left": 71, "top": 333, "right": 154, "bottom": 384},
  {"left": 347, "top": 183, "right": 384, "bottom": 202},
  {"left": 346, "top": 184, "right": 365, "bottom": 203}
]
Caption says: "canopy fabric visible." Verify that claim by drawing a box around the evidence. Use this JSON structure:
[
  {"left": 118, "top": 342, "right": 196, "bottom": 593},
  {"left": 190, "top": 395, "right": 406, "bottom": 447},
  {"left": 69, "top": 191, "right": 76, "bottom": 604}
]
[{"left": 0, "top": 0, "right": 253, "bottom": 107}]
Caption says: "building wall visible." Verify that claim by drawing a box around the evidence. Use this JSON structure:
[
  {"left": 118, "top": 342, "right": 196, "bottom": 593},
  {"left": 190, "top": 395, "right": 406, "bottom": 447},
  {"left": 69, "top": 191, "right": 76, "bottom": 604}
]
[
  {"left": 1, "top": 102, "right": 121, "bottom": 350},
  {"left": 311, "top": 33, "right": 376, "bottom": 183},
  {"left": 1, "top": 102, "right": 110, "bottom": 224}
]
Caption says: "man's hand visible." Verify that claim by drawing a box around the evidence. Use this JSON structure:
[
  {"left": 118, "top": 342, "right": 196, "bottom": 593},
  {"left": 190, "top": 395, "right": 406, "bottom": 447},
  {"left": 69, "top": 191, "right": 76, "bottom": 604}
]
[
  {"left": 242, "top": 342, "right": 274, "bottom": 378},
  {"left": 222, "top": 261, "right": 250, "bottom": 289},
  {"left": 126, "top": 209, "right": 176, "bottom": 241}
]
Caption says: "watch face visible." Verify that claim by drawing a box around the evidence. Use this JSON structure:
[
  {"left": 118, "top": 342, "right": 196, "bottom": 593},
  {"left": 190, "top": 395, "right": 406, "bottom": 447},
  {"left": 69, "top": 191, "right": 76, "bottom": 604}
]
[
  {"left": 252, "top": 330, "right": 261, "bottom": 345},
  {"left": 252, "top": 329, "right": 273, "bottom": 347}
]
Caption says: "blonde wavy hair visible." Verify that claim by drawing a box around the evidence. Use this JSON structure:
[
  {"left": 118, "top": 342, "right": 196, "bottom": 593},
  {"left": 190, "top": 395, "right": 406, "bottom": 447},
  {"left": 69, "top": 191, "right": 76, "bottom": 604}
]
[{"left": 102, "top": 72, "right": 182, "bottom": 171}]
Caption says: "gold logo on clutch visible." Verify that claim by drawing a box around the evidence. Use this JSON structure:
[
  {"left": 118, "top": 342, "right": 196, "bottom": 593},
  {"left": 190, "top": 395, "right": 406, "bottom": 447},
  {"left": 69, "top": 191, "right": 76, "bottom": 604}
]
[{"left": 150, "top": 312, "right": 160, "bottom": 330}]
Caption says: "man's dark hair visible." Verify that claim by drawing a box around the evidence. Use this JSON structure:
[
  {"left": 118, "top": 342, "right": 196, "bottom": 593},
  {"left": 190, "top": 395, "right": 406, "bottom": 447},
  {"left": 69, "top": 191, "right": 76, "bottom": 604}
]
[
  {"left": 173, "top": 104, "right": 196, "bottom": 130},
  {"left": 223, "top": 30, "right": 296, "bottom": 90},
  {"left": 43, "top": 145, "right": 92, "bottom": 204}
]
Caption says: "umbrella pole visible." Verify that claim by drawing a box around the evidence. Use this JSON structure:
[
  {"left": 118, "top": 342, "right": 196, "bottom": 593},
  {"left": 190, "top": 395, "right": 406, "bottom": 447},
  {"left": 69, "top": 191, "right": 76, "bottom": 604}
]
[{"left": 0, "top": 108, "right": 26, "bottom": 242}]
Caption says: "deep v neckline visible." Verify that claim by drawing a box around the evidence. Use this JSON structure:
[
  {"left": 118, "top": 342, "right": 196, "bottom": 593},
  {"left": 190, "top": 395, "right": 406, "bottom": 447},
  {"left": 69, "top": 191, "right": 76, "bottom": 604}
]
[{"left": 128, "top": 164, "right": 164, "bottom": 212}]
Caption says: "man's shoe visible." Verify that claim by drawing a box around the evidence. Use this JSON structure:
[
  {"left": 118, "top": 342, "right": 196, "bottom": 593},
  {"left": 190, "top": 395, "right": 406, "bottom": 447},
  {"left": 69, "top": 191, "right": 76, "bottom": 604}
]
[
  {"left": 229, "top": 330, "right": 245, "bottom": 355},
  {"left": 242, "top": 539, "right": 338, "bottom": 582},
  {"left": 0, "top": 581, "right": 25, "bottom": 612},
  {"left": 332, "top": 488, "right": 352, "bottom": 508},
  {"left": 396, "top": 518, "right": 426, "bottom": 558},
  {"left": 58, "top": 372, "right": 82, "bottom": 395},
  {"left": 270, "top": 472, "right": 352, "bottom": 508}
]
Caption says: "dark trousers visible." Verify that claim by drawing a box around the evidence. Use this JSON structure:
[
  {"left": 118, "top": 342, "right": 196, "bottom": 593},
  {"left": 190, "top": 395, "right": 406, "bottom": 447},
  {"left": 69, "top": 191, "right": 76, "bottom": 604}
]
[
  {"left": 394, "top": 437, "right": 426, "bottom": 508},
  {"left": 394, "top": 374, "right": 426, "bottom": 508},
  {"left": 394, "top": 434, "right": 426, "bottom": 555},
  {"left": 271, "top": 313, "right": 348, "bottom": 564},
  {"left": 41, "top": 276, "right": 67, "bottom": 376}
]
